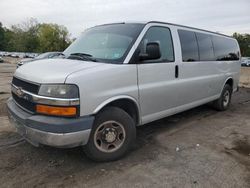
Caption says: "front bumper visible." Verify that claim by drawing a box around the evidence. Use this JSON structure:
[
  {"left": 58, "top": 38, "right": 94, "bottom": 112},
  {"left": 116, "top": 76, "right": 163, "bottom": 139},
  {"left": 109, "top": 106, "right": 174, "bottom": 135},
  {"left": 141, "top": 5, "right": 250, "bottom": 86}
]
[{"left": 7, "top": 98, "right": 94, "bottom": 148}]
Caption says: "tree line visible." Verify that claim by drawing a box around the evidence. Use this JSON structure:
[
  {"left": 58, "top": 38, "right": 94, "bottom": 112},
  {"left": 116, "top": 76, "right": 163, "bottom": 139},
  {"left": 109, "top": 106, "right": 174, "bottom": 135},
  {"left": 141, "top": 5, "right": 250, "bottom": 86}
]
[
  {"left": 0, "top": 18, "right": 72, "bottom": 53},
  {"left": 0, "top": 19, "right": 250, "bottom": 57},
  {"left": 233, "top": 33, "right": 250, "bottom": 57}
]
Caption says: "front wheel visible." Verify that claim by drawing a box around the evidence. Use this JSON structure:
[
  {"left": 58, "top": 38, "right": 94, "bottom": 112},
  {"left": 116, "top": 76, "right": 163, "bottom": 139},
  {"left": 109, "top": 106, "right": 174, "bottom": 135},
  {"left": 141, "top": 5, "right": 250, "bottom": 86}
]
[
  {"left": 212, "top": 84, "right": 232, "bottom": 111},
  {"left": 84, "top": 107, "right": 136, "bottom": 162}
]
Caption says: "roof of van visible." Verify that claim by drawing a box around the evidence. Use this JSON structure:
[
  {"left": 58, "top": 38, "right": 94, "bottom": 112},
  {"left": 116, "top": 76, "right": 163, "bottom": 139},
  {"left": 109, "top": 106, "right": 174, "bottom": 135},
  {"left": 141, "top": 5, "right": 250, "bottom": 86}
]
[{"left": 97, "top": 21, "right": 233, "bottom": 39}]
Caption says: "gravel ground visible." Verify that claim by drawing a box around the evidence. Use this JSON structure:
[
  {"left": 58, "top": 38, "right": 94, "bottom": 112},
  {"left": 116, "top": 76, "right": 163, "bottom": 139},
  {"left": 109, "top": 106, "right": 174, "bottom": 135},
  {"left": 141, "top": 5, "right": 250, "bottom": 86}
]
[
  {"left": 0, "top": 62, "right": 250, "bottom": 188},
  {"left": 240, "top": 67, "right": 250, "bottom": 88}
]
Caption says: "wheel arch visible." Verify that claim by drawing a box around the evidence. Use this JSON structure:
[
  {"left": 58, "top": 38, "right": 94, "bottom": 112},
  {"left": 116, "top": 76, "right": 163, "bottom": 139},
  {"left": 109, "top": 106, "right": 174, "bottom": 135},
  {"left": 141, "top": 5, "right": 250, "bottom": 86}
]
[
  {"left": 224, "top": 77, "right": 233, "bottom": 89},
  {"left": 220, "top": 77, "right": 234, "bottom": 95},
  {"left": 93, "top": 96, "right": 140, "bottom": 126}
]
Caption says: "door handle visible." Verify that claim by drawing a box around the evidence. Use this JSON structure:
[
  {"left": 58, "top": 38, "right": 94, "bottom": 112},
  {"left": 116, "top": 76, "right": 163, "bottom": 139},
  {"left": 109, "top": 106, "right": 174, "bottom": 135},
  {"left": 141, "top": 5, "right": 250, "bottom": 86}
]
[{"left": 175, "top": 65, "right": 179, "bottom": 78}]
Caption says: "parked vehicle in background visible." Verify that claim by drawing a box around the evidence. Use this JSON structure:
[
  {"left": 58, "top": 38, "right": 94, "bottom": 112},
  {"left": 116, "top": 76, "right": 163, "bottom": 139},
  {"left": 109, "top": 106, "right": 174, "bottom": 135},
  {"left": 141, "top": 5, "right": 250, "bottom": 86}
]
[
  {"left": 8, "top": 21, "right": 241, "bottom": 162},
  {"left": 10, "top": 53, "right": 20, "bottom": 58},
  {"left": 0, "top": 51, "right": 39, "bottom": 58},
  {"left": 17, "top": 52, "right": 62, "bottom": 68},
  {"left": 0, "top": 56, "right": 3, "bottom": 63},
  {"left": 241, "top": 57, "right": 250, "bottom": 67},
  {"left": 0, "top": 51, "right": 5, "bottom": 56},
  {"left": 24, "top": 53, "right": 39, "bottom": 58}
]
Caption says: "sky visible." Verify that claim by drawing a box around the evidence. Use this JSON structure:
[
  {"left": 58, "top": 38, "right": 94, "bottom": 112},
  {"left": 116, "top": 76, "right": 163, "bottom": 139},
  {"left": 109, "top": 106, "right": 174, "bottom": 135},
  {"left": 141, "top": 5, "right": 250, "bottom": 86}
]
[{"left": 0, "top": 0, "right": 249, "bottom": 38}]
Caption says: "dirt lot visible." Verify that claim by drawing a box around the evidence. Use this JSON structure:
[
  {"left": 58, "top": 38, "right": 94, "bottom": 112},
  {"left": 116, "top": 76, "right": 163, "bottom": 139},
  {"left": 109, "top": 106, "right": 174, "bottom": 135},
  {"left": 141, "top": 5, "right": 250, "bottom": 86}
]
[
  {"left": 240, "top": 67, "right": 250, "bottom": 88},
  {"left": 0, "top": 61, "right": 250, "bottom": 187}
]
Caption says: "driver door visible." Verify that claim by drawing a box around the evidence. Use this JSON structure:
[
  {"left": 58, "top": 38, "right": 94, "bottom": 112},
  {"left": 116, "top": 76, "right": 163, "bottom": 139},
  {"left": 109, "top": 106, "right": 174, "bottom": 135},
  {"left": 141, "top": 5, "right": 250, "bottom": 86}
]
[{"left": 136, "top": 26, "right": 179, "bottom": 124}]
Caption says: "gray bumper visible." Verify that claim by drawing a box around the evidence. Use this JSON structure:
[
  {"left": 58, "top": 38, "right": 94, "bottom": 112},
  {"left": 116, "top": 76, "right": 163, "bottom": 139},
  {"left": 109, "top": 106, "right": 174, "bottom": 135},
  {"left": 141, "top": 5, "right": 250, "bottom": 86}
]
[{"left": 7, "top": 98, "right": 94, "bottom": 148}]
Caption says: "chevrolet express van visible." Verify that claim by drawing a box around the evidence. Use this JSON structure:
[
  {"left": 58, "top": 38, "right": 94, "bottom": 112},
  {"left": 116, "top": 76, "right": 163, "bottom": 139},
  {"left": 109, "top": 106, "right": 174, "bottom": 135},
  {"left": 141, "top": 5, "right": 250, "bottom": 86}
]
[{"left": 7, "top": 21, "right": 241, "bottom": 161}]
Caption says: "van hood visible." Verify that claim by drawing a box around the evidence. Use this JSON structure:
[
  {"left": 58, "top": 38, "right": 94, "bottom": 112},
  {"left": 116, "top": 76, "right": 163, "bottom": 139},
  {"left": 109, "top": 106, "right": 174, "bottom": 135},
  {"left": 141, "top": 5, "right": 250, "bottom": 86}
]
[{"left": 14, "top": 59, "right": 104, "bottom": 84}]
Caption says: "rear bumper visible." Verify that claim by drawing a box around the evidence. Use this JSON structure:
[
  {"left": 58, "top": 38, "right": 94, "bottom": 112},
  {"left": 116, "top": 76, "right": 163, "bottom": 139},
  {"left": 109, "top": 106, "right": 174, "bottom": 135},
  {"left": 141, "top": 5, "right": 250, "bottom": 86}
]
[{"left": 7, "top": 98, "right": 94, "bottom": 148}]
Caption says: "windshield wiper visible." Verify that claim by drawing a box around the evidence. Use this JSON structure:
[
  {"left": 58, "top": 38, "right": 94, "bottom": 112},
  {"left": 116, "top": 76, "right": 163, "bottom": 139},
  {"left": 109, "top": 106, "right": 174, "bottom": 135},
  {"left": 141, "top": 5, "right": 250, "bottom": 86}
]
[{"left": 68, "top": 53, "right": 98, "bottom": 62}]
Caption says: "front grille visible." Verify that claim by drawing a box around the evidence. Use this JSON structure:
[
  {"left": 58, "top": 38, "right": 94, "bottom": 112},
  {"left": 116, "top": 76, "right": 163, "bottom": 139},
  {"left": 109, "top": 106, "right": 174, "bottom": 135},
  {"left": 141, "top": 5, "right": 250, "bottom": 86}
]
[
  {"left": 12, "top": 92, "right": 36, "bottom": 113},
  {"left": 12, "top": 77, "right": 38, "bottom": 113},
  {"left": 12, "top": 77, "right": 40, "bottom": 94}
]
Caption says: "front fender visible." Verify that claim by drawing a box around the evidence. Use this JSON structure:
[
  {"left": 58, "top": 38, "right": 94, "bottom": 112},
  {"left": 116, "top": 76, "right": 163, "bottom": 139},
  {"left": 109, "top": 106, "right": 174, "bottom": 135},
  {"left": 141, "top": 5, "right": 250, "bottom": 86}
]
[{"left": 93, "top": 95, "right": 140, "bottom": 114}]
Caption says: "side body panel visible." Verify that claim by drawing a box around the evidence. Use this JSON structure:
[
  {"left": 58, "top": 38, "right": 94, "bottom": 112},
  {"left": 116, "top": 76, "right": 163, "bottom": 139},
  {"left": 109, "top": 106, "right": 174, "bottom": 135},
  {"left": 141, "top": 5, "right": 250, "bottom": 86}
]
[
  {"left": 173, "top": 26, "right": 224, "bottom": 106},
  {"left": 173, "top": 26, "right": 241, "bottom": 101},
  {"left": 133, "top": 23, "right": 241, "bottom": 125}
]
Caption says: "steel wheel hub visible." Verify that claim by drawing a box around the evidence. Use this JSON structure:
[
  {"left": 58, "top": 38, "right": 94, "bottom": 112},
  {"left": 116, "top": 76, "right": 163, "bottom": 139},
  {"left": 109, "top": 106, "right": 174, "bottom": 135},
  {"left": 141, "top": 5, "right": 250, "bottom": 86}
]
[
  {"left": 103, "top": 128, "right": 117, "bottom": 143},
  {"left": 94, "top": 120, "right": 126, "bottom": 153}
]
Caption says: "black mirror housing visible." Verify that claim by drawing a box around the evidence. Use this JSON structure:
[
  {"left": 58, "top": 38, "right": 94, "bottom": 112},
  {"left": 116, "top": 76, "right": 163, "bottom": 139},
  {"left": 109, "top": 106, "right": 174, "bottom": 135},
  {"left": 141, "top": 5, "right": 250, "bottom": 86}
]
[{"left": 139, "top": 42, "right": 161, "bottom": 61}]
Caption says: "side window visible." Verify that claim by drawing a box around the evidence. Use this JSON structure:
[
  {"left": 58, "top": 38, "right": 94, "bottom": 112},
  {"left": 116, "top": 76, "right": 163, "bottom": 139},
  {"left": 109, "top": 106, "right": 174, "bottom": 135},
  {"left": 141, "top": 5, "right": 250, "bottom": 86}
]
[
  {"left": 196, "top": 33, "right": 215, "bottom": 61},
  {"left": 140, "top": 26, "right": 174, "bottom": 62},
  {"left": 178, "top": 30, "right": 199, "bottom": 62},
  {"left": 212, "top": 36, "right": 239, "bottom": 61}
]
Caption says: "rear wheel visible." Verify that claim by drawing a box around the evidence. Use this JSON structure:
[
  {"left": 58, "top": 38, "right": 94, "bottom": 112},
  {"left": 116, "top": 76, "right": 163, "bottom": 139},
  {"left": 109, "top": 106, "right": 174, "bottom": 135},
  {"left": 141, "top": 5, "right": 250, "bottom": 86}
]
[
  {"left": 213, "top": 84, "right": 232, "bottom": 111},
  {"left": 84, "top": 107, "right": 136, "bottom": 162}
]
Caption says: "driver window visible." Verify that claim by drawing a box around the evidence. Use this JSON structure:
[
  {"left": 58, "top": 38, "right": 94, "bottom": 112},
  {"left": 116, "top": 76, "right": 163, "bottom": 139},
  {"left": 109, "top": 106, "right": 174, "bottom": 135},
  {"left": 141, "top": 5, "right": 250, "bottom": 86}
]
[{"left": 140, "top": 26, "right": 174, "bottom": 63}]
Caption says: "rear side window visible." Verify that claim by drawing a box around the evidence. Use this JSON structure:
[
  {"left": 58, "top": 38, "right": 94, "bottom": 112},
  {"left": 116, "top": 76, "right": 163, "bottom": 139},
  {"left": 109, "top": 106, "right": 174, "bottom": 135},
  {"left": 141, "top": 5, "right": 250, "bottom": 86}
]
[
  {"left": 196, "top": 33, "right": 214, "bottom": 61},
  {"left": 212, "top": 36, "right": 239, "bottom": 61},
  {"left": 140, "top": 26, "right": 174, "bottom": 62},
  {"left": 178, "top": 30, "right": 199, "bottom": 62}
]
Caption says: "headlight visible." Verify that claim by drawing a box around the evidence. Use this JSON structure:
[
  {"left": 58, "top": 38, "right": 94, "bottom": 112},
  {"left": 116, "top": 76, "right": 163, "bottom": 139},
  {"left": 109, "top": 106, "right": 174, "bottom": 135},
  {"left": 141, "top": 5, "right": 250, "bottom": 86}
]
[{"left": 38, "top": 84, "right": 79, "bottom": 98}]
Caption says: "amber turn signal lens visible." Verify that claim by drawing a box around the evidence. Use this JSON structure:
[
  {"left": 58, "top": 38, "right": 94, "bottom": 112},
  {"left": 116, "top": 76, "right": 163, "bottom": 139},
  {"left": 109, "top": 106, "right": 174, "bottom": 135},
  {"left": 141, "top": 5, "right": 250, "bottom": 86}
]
[{"left": 36, "top": 104, "right": 77, "bottom": 116}]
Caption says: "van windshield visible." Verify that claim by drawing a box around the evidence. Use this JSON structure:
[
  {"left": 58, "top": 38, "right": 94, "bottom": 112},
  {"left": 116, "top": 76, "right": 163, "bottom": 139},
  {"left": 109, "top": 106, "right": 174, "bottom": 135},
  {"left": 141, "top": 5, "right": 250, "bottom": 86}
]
[{"left": 64, "top": 23, "right": 145, "bottom": 64}]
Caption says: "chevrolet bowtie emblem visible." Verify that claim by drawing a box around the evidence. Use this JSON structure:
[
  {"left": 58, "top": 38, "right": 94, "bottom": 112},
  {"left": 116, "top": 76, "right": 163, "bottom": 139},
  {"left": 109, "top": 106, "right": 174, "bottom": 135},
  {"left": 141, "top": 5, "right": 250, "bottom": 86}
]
[{"left": 16, "top": 87, "right": 24, "bottom": 97}]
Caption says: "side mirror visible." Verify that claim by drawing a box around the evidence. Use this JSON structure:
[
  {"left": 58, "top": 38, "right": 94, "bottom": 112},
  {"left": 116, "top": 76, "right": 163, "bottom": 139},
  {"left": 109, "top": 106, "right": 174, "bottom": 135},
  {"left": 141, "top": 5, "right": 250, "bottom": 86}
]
[{"left": 139, "top": 42, "right": 161, "bottom": 61}]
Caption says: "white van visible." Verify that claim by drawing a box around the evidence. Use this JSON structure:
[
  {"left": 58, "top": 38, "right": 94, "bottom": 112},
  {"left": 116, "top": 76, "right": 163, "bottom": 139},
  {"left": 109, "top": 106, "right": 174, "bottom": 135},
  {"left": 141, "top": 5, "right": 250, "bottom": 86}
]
[{"left": 7, "top": 21, "right": 241, "bottom": 161}]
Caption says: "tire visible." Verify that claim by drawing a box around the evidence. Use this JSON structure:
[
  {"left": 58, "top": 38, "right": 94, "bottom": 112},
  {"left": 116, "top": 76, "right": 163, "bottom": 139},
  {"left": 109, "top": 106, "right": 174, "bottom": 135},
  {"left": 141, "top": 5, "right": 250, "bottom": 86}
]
[
  {"left": 84, "top": 107, "right": 136, "bottom": 162},
  {"left": 213, "top": 84, "right": 232, "bottom": 111}
]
